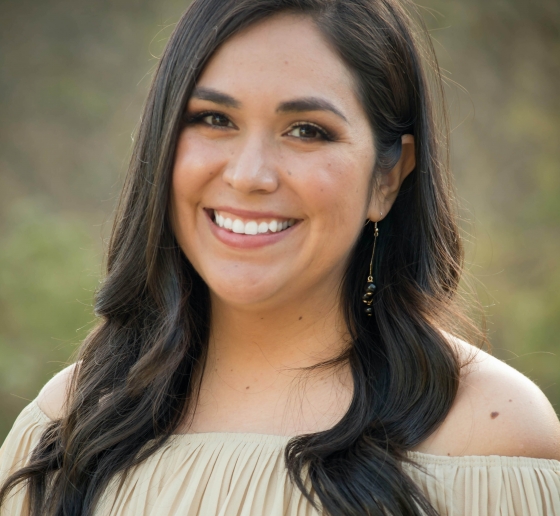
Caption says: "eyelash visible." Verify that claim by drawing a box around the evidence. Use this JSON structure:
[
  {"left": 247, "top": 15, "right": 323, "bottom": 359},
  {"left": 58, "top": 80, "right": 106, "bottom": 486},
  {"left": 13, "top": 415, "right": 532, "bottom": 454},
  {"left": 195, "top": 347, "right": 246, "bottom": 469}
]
[
  {"left": 184, "top": 111, "right": 336, "bottom": 142},
  {"left": 185, "top": 111, "right": 232, "bottom": 130},
  {"left": 287, "top": 121, "right": 335, "bottom": 142}
]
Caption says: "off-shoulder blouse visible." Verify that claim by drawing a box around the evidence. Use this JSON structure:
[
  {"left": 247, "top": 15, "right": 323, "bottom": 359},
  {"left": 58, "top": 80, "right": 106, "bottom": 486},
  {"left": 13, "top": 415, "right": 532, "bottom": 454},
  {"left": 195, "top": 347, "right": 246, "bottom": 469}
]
[{"left": 1, "top": 400, "right": 559, "bottom": 515}]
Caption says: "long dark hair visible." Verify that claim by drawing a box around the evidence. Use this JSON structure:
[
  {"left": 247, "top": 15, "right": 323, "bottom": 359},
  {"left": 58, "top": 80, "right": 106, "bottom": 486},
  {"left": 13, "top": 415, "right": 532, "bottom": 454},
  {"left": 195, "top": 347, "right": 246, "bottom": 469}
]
[{"left": 0, "top": 0, "right": 483, "bottom": 514}]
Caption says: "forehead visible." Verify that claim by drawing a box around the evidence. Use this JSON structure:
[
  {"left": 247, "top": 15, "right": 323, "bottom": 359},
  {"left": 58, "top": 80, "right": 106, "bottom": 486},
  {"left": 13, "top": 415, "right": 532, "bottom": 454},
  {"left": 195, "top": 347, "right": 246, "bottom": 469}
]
[{"left": 194, "top": 14, "right": 361, "bottom": 111}]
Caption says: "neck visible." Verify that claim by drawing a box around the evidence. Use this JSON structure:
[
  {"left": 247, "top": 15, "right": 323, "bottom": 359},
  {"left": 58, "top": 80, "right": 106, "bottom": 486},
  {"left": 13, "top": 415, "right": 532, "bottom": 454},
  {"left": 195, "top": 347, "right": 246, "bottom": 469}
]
[{"left": 182, "top": 282, "right": 354, "bottom": 436}]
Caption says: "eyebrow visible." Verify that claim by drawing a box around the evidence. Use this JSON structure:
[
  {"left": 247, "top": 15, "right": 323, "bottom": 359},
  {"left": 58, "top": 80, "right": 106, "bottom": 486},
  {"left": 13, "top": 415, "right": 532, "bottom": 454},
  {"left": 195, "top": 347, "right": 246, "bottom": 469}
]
[
  {"left": 190, "top": 86, "right": 348, "bottom": 123},
  {"left": 190, "top": 86, "right": 241, "bottom": 108},
  {"left": 276, "top": 97, "right": 348, "bottom": 123}
]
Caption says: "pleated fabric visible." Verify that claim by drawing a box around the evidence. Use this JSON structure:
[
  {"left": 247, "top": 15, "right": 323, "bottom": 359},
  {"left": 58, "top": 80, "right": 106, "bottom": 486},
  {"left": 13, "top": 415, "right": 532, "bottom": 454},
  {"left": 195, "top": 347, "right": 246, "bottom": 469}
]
[{"left": 1, "top": 400, "right": 560, "bottom": 516}]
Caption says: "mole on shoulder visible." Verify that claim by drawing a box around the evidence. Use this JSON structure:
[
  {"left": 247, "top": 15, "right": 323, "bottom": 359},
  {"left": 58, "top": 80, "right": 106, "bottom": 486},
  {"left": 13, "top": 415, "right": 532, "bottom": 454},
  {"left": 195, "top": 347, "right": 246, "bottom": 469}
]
[
  {"left": 491, "top": 411, "right": 499, "bottom": 419},
  {"left": 298, "top": 316, "right": 303, "bottom": 320},
  {"left": 246, "top": 386, "right": 250, "bottom": 389}
]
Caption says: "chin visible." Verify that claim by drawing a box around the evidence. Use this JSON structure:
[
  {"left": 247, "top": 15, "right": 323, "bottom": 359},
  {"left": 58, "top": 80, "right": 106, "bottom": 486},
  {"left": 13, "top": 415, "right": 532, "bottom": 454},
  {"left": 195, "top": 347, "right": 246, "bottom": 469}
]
[
  {"left": 211, "top": 290, "right": 281, "bottom": 310},
  {"left": 206, "top": 274, "right": 287, "bottom": 309}
]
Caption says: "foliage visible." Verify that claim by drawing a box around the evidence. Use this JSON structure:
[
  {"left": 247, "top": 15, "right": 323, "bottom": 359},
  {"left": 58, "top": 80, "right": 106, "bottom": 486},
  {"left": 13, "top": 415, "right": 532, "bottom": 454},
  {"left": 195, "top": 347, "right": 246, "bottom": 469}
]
[{"left": 0, "top": 201, "right": 100, "bottom": 438}]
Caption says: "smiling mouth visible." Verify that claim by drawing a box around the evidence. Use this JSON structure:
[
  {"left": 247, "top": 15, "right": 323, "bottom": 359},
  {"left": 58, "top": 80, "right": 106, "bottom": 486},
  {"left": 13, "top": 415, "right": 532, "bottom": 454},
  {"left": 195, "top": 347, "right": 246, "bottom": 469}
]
[{"left": 209, "top": 209, "right": 297, "bottom": 235}]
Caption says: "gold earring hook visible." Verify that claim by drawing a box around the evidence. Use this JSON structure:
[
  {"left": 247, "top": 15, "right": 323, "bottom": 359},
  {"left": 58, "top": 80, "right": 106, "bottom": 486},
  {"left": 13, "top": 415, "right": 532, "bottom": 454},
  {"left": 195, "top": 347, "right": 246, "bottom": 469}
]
[{"left": 367, "top": 222, "right": 378, "bottom": 283}]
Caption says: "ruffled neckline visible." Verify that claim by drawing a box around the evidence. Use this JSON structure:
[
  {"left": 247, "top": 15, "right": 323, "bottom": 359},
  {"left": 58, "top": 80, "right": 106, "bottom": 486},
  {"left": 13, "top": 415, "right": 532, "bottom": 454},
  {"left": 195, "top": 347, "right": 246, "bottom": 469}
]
[{"left": 29, "top": 399, "right": 560, "bottom": 469}]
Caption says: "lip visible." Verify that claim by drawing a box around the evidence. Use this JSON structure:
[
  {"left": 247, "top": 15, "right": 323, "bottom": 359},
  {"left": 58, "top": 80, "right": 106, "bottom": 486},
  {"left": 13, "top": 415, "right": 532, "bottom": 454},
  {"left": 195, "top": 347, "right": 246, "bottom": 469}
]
[{"left": 204, "top": 208, "right": 299, "bottom": 249}]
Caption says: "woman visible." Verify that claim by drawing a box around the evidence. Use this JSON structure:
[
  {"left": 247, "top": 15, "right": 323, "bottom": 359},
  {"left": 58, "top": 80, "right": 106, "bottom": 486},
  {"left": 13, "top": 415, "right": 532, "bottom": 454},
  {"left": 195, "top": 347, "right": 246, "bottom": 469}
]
[{"left": 1, "top": 0, "right": 559, "bottom": 514}]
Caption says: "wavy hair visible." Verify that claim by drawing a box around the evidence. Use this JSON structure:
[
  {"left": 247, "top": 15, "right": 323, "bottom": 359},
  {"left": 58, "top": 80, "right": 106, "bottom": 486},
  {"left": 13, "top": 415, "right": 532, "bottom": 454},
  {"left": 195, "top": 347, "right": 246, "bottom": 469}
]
[{"left": 0, "top": 0, "right": 483, "bottom": 514}]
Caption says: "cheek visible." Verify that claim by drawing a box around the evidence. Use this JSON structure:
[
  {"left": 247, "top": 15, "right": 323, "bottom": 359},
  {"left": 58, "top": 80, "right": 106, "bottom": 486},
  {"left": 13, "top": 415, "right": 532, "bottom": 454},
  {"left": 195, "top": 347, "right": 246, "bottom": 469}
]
[
  {"left": 172, "top": 130, "right": 228, "bottom": 203},
  {"left": 289, "top": 150, "right": 372, "bottom": 228},
  {"left": 281, "top": 148, "right": 373, "bottom": 276},
  {"left": 170, "top": 132, "right": 228, "bottom": 257}
]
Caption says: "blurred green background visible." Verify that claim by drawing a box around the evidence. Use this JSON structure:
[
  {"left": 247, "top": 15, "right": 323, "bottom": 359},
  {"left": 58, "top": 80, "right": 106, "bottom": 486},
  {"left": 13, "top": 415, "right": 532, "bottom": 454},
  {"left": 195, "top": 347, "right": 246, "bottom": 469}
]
[{"left": 0, "top": 0, "right": 559, "bottom": 441}]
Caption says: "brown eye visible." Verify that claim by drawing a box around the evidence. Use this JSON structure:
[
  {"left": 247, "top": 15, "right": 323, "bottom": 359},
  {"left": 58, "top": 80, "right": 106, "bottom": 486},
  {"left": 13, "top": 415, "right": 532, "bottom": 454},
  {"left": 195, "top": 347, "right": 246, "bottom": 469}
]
[
  {"left": 186, "top": 111, "right": 235, "bottom": 129},
  {"left": 202, "top": 113, "right": 233, "bottom": 128},
  {"left": 286, "top": 123, "right": 330, "bottom": 141}
]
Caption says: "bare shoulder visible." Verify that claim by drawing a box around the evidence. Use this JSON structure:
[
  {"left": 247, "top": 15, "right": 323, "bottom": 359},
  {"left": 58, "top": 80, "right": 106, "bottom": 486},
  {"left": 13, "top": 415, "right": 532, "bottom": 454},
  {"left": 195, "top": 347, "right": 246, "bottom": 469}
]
[
  {"left": 36, "top": 363, "right": 78, "bottom": 420},
  {"left": 414, "top": 337, "right": 560, "bottom": 459}
]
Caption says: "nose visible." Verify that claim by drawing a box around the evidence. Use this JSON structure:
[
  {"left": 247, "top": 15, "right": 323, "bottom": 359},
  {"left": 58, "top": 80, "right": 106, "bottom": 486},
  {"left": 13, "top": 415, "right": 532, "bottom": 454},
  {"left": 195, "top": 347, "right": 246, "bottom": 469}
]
[{"left": 221, "top": 133, "right": 279, "bottom": 194}]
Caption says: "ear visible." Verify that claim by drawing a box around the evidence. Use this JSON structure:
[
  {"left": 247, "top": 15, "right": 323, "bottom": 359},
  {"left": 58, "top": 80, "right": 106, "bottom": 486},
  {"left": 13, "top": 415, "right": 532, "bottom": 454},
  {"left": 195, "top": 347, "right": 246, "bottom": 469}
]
[{"left": 367, "top": 134, "right": 416, "bottom": 221}]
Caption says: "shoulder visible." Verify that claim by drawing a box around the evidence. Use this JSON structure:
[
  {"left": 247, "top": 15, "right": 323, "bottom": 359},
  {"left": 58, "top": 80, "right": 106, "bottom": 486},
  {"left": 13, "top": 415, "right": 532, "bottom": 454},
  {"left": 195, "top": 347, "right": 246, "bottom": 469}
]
[
  {"left": 414, "top": 337, "right": 560, "bottom": 460},
  {"left": 36, "top": 362, "right": 78, "bottom": 420}
]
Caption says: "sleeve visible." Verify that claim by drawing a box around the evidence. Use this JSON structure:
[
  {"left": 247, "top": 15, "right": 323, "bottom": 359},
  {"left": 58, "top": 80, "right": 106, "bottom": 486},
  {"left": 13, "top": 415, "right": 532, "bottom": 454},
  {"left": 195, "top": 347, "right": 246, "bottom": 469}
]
[
  {"left": 404, "top": 451, "right": 560, "bottom": 516},
  {"left": 0, "top": 399, "right": 51, "bottom": 515}
]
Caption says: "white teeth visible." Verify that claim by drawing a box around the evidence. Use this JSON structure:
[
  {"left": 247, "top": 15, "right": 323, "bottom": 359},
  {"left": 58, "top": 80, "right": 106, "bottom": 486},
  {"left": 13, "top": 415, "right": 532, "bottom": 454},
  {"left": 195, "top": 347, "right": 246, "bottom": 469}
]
[
  {"left": 232, "top": 219, "right": 245, "bottom": 233},
  {"left": 212, "top": 210, "right": 296, "bottom": 235},
  {"left": 244, "top": 221, "right": 258, "bottom": 235}
]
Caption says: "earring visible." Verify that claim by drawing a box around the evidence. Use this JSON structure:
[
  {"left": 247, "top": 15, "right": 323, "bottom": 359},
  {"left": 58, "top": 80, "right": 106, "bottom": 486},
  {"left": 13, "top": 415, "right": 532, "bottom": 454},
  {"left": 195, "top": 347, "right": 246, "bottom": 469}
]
[{"left": 362, "top": 221, "right": 378, "bottom": 316}]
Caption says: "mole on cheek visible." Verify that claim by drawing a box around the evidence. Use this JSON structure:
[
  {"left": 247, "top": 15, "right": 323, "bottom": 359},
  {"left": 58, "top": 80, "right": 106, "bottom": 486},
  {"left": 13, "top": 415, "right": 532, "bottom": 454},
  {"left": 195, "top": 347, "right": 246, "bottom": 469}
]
[{"left": 491, "top": 411, "right": 499, "bottom": 419}]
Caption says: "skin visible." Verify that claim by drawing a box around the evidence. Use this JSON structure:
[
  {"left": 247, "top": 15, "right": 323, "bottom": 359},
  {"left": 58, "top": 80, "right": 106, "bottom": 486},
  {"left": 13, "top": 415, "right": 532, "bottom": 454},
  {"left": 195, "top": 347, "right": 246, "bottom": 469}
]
[{"left": 38, "top": 14, "right": 560, "bottom": 458}]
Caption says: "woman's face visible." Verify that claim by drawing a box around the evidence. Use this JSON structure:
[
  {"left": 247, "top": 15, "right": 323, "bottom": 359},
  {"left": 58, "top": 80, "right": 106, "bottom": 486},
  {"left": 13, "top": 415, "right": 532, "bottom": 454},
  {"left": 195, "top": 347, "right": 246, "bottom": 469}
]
[{"left": 171, "top": 14, "right": 377, "bottom": 309}]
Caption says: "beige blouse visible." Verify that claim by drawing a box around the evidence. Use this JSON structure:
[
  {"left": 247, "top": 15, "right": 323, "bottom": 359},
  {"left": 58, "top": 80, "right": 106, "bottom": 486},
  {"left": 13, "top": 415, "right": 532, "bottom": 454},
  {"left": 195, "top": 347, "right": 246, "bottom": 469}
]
[{"left": 1, "top": 400, "right": 559, "bottom": 515}]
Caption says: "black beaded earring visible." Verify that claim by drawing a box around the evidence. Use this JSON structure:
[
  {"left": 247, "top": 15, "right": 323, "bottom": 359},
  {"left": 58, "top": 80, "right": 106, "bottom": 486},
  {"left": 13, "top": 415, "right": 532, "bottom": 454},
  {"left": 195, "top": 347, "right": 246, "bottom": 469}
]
[{"left": 362, "top": 221, "right": 378, "bottom": 316}]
